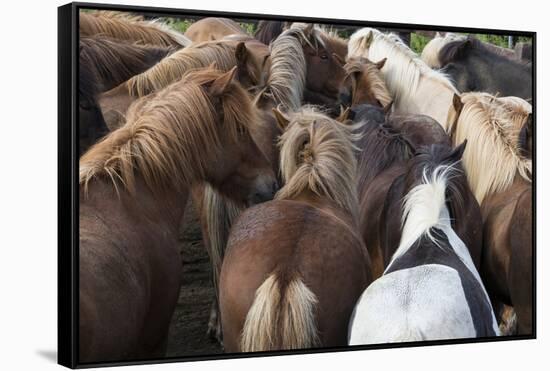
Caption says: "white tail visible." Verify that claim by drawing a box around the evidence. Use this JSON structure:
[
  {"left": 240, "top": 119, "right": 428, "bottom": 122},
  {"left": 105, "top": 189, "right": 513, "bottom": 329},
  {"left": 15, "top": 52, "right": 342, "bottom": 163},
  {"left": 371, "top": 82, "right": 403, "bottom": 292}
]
[{"left": 240, "top": 274, "right": 320, "bottom": 352}]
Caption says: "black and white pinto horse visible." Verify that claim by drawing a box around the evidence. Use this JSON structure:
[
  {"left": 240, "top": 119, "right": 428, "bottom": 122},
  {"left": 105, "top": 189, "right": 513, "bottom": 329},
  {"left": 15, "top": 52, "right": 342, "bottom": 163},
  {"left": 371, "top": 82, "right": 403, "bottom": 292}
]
[{"left": 348, "top": 144, "right": 499, "bottom": 344}]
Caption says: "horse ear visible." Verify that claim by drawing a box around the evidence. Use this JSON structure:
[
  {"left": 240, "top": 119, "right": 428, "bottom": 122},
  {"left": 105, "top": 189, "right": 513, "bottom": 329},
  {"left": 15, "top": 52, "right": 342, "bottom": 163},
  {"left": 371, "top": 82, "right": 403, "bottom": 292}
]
[
  {"left": 303, "top": 23, "right": 314, "bottom": 38},
  {"left": 361, "top": 31, "right": 373, "bottom": 49},
  {"left": 447, "top": 140, "right": 467, "bottom": 163},
  {"left": 272, "top": 108, "right": 290, "bottom": 131},
  {"left": 375, "top": 58, "right": 387, "bottom": 70},
  {"left": 208, "top": 66, "right": 237, "bottom": 96},
  {"left": 435, "top": 31, "right": 442, "bottom": 38},
  {"left": 336, "top": 106, "right": 351, "bottom": 123},
  {"left": 235, "top": 42, "right": 249, "bottom": 66},
  {"left": 332, "top": 53, "right": 346, "bottom": 67},
  {"left": 452, "top": 93, "right": 464, "bottom": 115}
]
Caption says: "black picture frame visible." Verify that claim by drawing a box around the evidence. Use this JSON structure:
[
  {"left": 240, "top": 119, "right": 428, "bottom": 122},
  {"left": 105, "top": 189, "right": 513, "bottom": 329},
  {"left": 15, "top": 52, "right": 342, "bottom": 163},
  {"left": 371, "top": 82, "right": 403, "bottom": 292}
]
[{"left": 58, "top": 2, "right": 536, "bottom": 368}]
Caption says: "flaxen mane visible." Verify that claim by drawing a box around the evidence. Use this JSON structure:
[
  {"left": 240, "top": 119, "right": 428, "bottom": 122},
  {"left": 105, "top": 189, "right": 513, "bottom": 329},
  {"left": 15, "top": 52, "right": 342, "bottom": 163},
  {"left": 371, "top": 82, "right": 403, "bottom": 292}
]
[
  {"left": 93, "top": 10, "right": 145, "bottom": 22},
  {"left": 348, "top": 28, "right": 458, "bottom": 104},
  {"left": 79, "top": 12, "right": 191, "bottom": 48},
  {"left": 421, "top": 33, "right": 466, "bottom": 68},
  {"left": 80, "top": 67, "right": 259, "bottom": 196},
  {"left": 79, "top": 36, "right": 173, "bottom": 101},
  {"left": 125, "top": 41, "right": 239, "bottom": 97},
  {"left": 276, "top": 107, "right": 361, "bottom": 218},
  {"left": 344, "top": 58, "right": 393, "bottom": 108},
  {"left": 254, "top": 29, "right": 307, "bottom": 111},
  {"left": 452, "top": 92, "right": 532, "bottom": 203}
]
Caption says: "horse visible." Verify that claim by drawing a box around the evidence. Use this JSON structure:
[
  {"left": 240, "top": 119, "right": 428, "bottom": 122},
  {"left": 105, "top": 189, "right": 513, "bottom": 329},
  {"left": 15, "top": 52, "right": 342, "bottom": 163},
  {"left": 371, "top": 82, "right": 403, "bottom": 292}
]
[
  {"left": 78, "top": 36, "right": 173, "bottom": 154},
  {"left": 342, "top": 57, "right": 393, "bottom": 109},
  {"left": 349, "top": 143, "right": 499, "bottom": 345},
  {"left": 196, "top": 31, "right": 308, "bottom": 342},
  {"left": 78, "top": 67, "right": 278, "bottom": 362},
  {"left": 352, "top": 101, "right": 482, "bottom": 279},
  {"left": 184, "top": 17, "right": 247, "bottom": 42},
  {"left": 348, "top": 28, "right": 460, "bottom": 130},
  {"left": 79, "top": 12, "right": 191, "bottom": 48},
  {"left": 449, "top": 92, "right": 533, "bottom": 335},
  {"left": 421, "top": 32, "right": 467, "bottom": 68},
  {"left": 438, "top": 36, "right": 532, "bottom": 99},
  {"left": 254, "top": 20, "right": 289, "bottom": 45},
  {"left": 219, "top": 107, "right": 372, "bottom": 352},
  {"left": 97, "top": 39, "right": 270, "bottom": 130},
  {"left": 285, "top": 24, "right": 349, "bottom": 108}
]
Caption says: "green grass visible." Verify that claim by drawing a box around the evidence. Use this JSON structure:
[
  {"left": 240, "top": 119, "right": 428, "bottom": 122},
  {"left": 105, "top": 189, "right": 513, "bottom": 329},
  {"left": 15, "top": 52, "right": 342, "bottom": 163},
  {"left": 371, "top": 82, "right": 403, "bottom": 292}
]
[
  {"left": 411, "top": 33, "right": 430, "bottom": 54},
  {"left": 161, "top": 18, "right": 194, "bottom": 33},
  {"left": 239, "top": 22, "right": 257, "bottom": 35}
]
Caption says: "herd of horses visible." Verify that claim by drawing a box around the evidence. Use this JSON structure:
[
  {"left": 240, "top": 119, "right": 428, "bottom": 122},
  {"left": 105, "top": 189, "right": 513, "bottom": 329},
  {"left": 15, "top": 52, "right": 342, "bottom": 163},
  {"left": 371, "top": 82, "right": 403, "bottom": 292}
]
[{"left": 77, "top": 10, "right": 533, "bottom": 362}]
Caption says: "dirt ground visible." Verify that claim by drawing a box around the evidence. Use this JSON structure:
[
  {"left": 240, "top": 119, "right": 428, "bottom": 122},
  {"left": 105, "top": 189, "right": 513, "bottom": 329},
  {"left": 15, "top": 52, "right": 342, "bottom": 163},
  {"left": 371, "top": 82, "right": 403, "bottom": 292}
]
[{"left": 165, "top": 199, "right": 224, "bottom": 357}]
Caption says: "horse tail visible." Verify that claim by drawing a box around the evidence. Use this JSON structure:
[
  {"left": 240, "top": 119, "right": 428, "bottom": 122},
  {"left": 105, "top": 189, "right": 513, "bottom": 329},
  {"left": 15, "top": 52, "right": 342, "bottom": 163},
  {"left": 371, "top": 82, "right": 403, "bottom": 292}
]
[
  {"left": 240, "top": 274, "right": 320, "bottom": 352},
  {"left": 203, "top": 184, "right": 243, "bottom": 295}
]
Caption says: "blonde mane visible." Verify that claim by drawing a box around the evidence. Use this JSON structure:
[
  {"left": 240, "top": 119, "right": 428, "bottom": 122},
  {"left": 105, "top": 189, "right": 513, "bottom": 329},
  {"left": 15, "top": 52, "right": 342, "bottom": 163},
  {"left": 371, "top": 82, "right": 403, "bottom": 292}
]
[
  {"left": 79, "top": 12, "right": 191, "bottom": 48},
  {"left": 276, "top": 107, "right": 361, "bottom": 218},
  {"left": 80, "top": 67, "right": 260, "bottom": 196},
  {"left": 421, "top": 33, "right": 466, "bottom": 68},
  {"left": 125, "top": 41, "right": 238, "bottom": 97},
  {"left": 348, "top": 28, "right": 458, "bottom": 106},
  {"left": 345, "top": 58, "right": 393, "bottom": 108},
  {"left": 254, "top": 29, "right": 307, "bottom": 111},
  {"left": 453, "top": 92, "right": 532, "bottom": 203}
]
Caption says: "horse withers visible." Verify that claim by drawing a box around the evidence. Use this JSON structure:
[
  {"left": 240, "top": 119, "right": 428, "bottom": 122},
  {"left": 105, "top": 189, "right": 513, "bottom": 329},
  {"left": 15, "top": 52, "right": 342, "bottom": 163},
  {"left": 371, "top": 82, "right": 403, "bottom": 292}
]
[{"left": 349, "top": 144, "right": 499, "bottom": 344}]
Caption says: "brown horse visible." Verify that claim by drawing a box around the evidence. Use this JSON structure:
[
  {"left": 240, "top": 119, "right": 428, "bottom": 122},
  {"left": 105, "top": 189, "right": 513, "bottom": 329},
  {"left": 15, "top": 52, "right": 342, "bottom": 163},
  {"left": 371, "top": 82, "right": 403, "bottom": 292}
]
[
  {"left": 342, "top": 57, "right": 393, "bottom": 109},
  {"left": 184, "top": 17, "right": 247, "bottom": 42},
  {"left": 254, "top": 20, "right": 289, "bottom": 45},
  {"left": 78, "top": 67, "right": 278, "bottom": 363},
  {"left": 219, "top": 107, "right": 371, "bottom": 352},
  {"left": 98, "top": 39, "right": 270, "bottom": 130},
  {"left": 196, "top": 31, "right": 308, "bottom": 342},
  {"left": 449, "top": 92, "right": 533, "bottom": 335},
  {"left": 284, "top": 24, "right": 349, "bottom": 108},
  {"left": 79, "top": 12, "right": 191, "bottom": 48},
  {"left": 78, "top": 36, "right": 173, "bottom": 154},
  {"left": 351, "top": 102, "right": 482, "bottom": 279}
]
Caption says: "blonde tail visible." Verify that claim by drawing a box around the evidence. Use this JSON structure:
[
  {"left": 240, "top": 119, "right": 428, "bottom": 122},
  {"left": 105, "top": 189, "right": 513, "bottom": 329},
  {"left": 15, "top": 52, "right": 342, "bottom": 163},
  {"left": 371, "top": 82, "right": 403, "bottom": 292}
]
[{"left": 240, "top": 275, "right": 320, "bottom": 352}]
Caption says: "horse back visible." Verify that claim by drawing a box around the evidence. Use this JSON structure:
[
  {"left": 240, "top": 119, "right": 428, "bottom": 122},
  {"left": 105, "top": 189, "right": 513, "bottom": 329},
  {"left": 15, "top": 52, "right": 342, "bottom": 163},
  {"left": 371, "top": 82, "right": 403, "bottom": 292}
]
[{"left": 220, "top": 200, "right": 371, "bottom": 349}]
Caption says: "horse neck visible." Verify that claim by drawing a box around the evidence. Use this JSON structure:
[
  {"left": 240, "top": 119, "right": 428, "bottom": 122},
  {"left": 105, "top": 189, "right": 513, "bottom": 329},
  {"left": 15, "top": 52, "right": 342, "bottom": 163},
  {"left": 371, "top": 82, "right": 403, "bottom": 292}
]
[{"left": 82, "top": 174, "right": 189, "bottom": 234}]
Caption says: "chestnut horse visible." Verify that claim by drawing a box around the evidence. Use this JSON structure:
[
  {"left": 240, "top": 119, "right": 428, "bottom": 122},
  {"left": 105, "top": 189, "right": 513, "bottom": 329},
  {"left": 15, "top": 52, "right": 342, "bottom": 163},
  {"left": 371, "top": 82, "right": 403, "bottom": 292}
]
[
  {"left": 197, "top": 31, "right": 308, "bottom": 342},
  {"left": 342, "top": 57, "right": 393, "bottom": 109},
  {"left": 78, "top": 67, "right": 278, "bottom": 362},
  {"left": 79, "top": 11, "right": 191, "bottom": 48},
  {"left": 349, "top": 144, "right": 499, "bottom": 344},
  {"left": 78, "top": 36, "right": 172, "bottom": 154},
  {"left": 98, "top": 39, "right": 270, "bottom": 129},
  {"left": 285, "top": 24, "right": 349, "bottom": 108},
  {"left": 184, "top": 17, "right": 247, "bottom": 42},
  {"left": 220, "top": 108, "right": 371, "bottom": 352},
  {"left": 348, "top": 28, "right": 460, "bottom": 130},
  {"left": 449, "top": 92, "right": 533, "bottom": 335}
]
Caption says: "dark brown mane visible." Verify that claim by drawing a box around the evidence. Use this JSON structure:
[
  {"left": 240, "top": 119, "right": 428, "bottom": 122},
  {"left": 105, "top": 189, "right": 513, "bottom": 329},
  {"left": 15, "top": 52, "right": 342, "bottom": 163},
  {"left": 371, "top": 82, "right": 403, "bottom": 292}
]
[
  {"left": 353, "top": 104, "right": 414, "bottom": 191},
  {"left": 254, "top": 20, "right": 286, "bottom": 45},
  {"left": 79, "top": 36, "right": 173, "bottom": 102}
]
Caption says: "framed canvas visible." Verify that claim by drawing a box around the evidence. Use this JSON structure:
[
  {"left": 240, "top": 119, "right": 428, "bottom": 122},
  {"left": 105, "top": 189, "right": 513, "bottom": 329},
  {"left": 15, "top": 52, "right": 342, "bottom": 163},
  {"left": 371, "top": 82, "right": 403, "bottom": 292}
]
[{"left": 58, "top": 2, "right": 536, "bottom": 368}]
